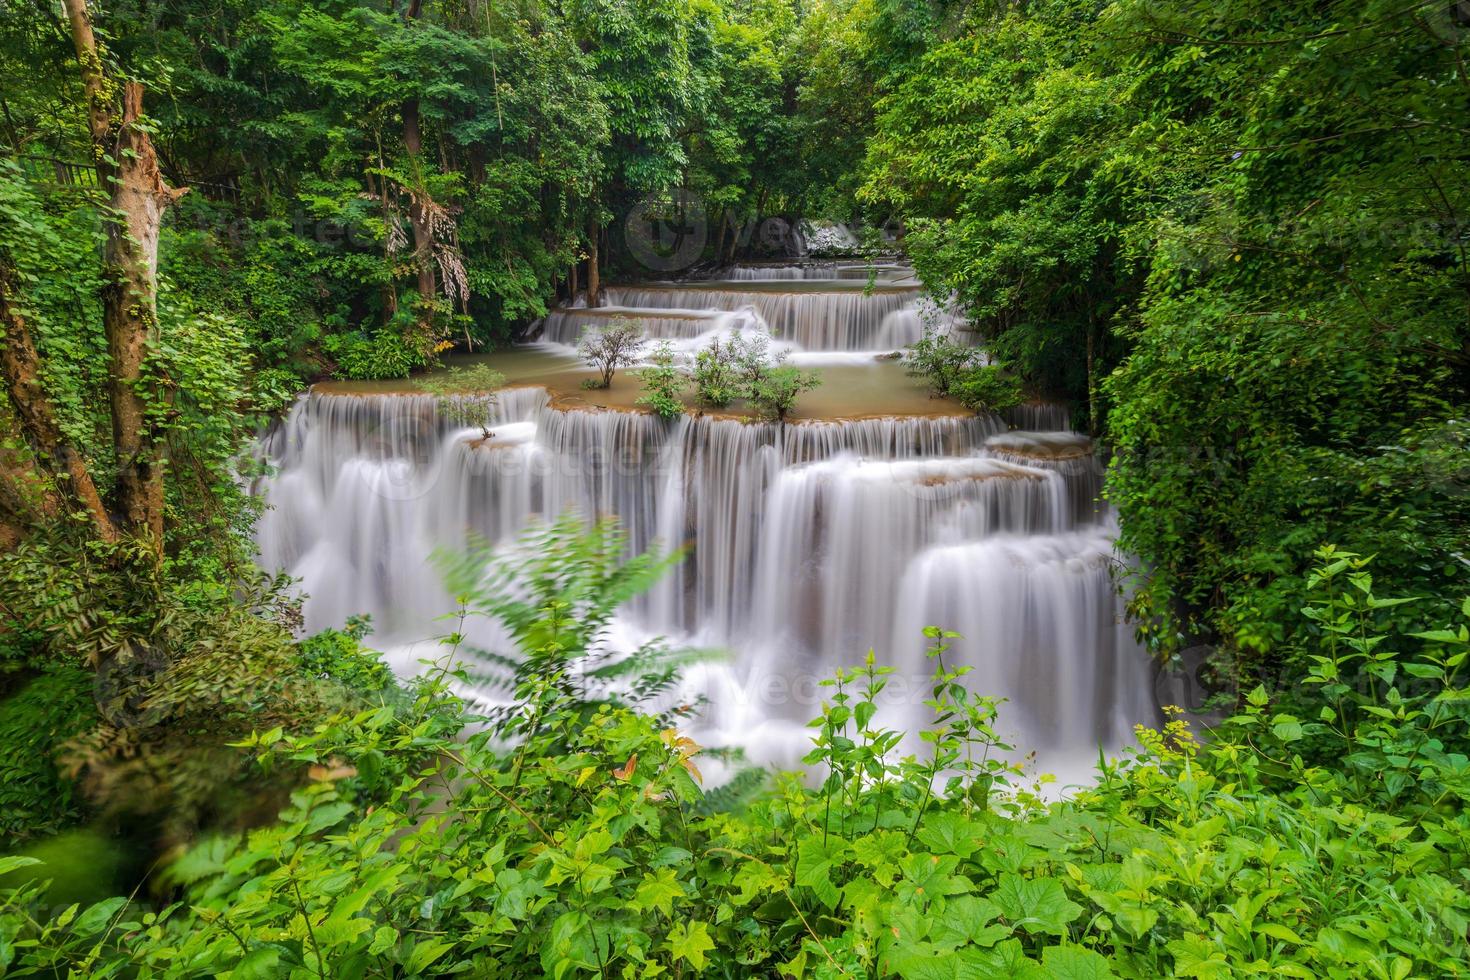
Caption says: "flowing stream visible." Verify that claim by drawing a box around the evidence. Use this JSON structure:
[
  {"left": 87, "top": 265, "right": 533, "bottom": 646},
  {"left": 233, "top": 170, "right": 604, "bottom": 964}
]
[{"left": 255, "top": 272, "right": 1157, "bottom": 781}]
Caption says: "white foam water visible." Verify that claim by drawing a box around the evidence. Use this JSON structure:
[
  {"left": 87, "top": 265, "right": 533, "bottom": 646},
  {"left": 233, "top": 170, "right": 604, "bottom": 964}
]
[{"left": 254, "top": 382, "right": 1156, "bottom": 780}]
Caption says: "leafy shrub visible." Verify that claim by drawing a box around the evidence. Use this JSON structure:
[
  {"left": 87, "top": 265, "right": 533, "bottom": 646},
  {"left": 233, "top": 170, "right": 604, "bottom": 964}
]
[
  {"left": 325, "top": 328, "right": 431, "bottom": 380},
  {"left": 433, "top": 514, "right": 701, "bottom": 736},
  {"left": 747, "top": 363, "right": 822, "bottom": 424},
  {"left": 0, "top": 668, "right": 97, "bottom": 843},
  {"left": 693, "top": 329, "right": 778, "bottom": 408},
  {"left": 690, "top": 330, "right": 821, "bottom": 421},
  {"left": 905, "top": 326, "right": 983, "bottom": 397},
  {"left": 417, "top": 363, "right": 508, "bottom": 437},
  {"left": 577, "top": 321, "right": 647, "bottom": 389},
  {"left": 952, "top": 364, "right": 1023, "bottom": 415},
  {"left": 689, "top": 332, "right": 746, "bottom": 407},
  {"left": 4, "top": 547, "right": 1467, "bottom": 978},
  {"left": 295, "top": 617, "right": 392, "bottom": 695},
  {"left": 634, "top": 343, "right": 687, "bottom": 419}
]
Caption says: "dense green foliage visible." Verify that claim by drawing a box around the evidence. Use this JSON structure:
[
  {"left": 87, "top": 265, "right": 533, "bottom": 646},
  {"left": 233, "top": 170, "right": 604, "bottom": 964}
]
[
  {"left": 1, "top": 0, "right": 865, "bottom": 384},
  {"left": 858, "top": 0, "right": 1469, "bottom": 665},
  {"left": 3, "top": 0, "right": 1468, "bottom": 975},
  {"left": 3, "top": 536, "right": 1468, "bottom": 978}
]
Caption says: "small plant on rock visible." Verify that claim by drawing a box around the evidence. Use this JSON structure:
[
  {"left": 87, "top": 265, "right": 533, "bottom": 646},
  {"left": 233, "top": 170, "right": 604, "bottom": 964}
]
[
  {"left": 747, "top": 363, "right": 822, "bottom": 425},
  {"left": 905, "top": 326, "right": 983, "bottom": 397},
  {"left": 636, "top": 342, "right": 687, "bottom": 420},
  {"left": 578, "top": 320, "right": 647, "bottom": 389},
  {"left": 417, "top": 363, "right": 507, "bottom": 437}
]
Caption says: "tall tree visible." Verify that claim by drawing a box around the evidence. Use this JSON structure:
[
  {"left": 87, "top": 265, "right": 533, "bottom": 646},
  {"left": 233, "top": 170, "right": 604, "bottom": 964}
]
[{"left": 0, "top": 0, "right": 188, "bottom": 553}]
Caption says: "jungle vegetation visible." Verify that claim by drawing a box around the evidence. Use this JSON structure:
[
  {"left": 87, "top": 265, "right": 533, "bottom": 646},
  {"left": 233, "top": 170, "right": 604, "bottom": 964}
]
[{"left": 0, "top": 0, "right": 1467, "bottom": 976}]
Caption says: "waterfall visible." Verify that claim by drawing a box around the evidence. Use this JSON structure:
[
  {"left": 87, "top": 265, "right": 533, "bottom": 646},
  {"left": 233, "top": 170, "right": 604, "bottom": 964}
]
[
  {"left": 255, "top": 269, "right": 1157, "bottom": 777},
  {"left": 537, "top": 306, "right": 767, "bottom": 345},
  {"left": 600, "top": 283, "right": 920, "bottom": 351},
  {"left": 256, "top": 392, "right": 1155, "bottom": 774},
  {"left": 729, "top": 265, "right": 816, "bottom": 280}
]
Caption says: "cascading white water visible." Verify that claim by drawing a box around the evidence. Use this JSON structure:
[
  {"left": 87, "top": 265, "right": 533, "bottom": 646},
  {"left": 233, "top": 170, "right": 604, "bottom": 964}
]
[
  {"left": 729, "top": 264, "right": 818, "bottom": 280},
  {"left": 537, "top": 306, "right": 768, "bottom": 345},
  {"left": 600, "top": 283, "right": 920, "bottom": 351},
  {"left": 255, "top": 271, "right": 1157, "bottom": 778}
]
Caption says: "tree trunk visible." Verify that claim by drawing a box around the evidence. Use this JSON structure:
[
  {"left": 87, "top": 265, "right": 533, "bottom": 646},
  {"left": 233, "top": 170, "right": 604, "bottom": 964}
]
[
  {"left": 64, "top": 0, "right": 186, "bottom": 550},
  {"left": 402, "top": 97, "right": 438, "bottom": 318},
  {"left": 402, "top": 0, "right": 436, "bottom": 329},
  {"left": 1086, "top": 313, "right": 1098, "bottom": 439},
  {"left": 0, "top": 260, "right": 116, "bottom": 542},
  {"left": 586, "top": 216, "right": 601, "bottom": 308},
  {"left": 103, "top": 84, "right": 185, "bottom": 546},
  {"left": 712, "top": 209, "right": 728, "bottom": 270}
]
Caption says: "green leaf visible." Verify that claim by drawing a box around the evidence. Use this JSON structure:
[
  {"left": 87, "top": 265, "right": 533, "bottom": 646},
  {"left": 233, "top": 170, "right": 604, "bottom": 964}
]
[
  {"left": 959, "top": 939, "right": 1047, "bottom": 979},
  {"left": 796, "top": 836, "right": 846, "bottom": 909},
  {"left": 1167, "top": 935, "right": 1232, "bottom": 979},
  {"left": 0, "top": 856, "right": 43, "bottom": 877},
  {"left": 1040, "top": 945, "right": 1113, "bottom": 979},
  {"left": 915, "top": 811, "right": 982, "bottom": 858},
  {"left": 988, "top": 874, "right": 1082, "bottom": 936},
  {"left": 406, "top": 937, "right": 455, "bottom": 974},
  {"left": 72, "top": 897, "right": 128, "bottom": 936},
  {"left": 228, "top": 946, "right": 282, "bottom": 979},
  {"left": 633, "top": 868, "right": 686, "bottom": 917},
  {"left": 667, "top": 920, "right": 714, "bottom": 971},
  {"left": 930, "top": 895, "right": 1008, "bottom": 949},
  {"left": 1256, "top": 922, "right": 1304, "bottom": 945}
]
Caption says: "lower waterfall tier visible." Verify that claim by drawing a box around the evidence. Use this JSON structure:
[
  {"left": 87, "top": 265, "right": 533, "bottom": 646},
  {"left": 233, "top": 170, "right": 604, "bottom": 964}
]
[{"left": 254, "top": 390, "right": 1157, "bottom": 775}]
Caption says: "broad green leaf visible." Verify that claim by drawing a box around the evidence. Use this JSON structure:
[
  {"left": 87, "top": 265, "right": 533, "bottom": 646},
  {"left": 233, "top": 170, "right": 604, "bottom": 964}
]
[
  {"left": 988, "top": 874, "right": 1082, "bottom": 936},
  {"left": 667, "top": 920, "right": 714, "bottom": 971}
]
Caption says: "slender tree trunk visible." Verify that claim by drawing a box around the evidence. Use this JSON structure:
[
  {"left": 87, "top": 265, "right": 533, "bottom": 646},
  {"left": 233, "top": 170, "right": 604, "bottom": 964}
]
[
  {"left": 402, "top": 0, "right": 436, "bottom": 331},
  {"left": 64, "top": 0, "right": 186, "bottom": 550},
  {"left": 586, "top": 216, "right": 601, "bottom": 308},
  {"left": 402, "top": 98, "right": 437, "bottom": 316},
  {"left": 0, "top": 260, "right": 117, "bottom": 542},
  {"left": 712, "top": 209, "right": 728, "bottom": 269},
  {"left": 1086, "top": 312, "right": 1098, "bottom": 438},
  {"left": 102, "top": 83, "right": 184, "bottom": 545}
]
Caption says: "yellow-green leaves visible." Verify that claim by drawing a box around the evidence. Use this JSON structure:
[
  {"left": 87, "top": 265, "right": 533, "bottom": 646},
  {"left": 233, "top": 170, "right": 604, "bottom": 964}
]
[{"left": 665, "top": 920, "right": 714, "bottom": 972}]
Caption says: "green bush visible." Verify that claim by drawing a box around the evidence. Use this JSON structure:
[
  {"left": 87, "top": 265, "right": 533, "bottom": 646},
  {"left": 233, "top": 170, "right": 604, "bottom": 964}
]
[
  {"left": 417, "top": 364, "right": 508, "bottom": 437},
  {"left": 635, "top": 343, "right": 687, "bottom": 420},
  {"left": 295, "top": 617, "right": 392, "bottom": 695},
  {"left": 904, "top": 327, "right": 984, "bottom": 398},
  {"left": 3, "top": 542, "right": 1466, "bottom": 977},
  {"left": 951, "top": 364, "right": 1024, "bottom": 415},
  {"left": 691, "top": 331, "right": 758, "bottom": 408},
  {"left": 747, "top": 363, "right": 822, "bottom": 424},
  {"left": 0, "top": 668, "right": 97, "bottom": 843},
  {"left": 326, "top": 328, "right": 432, "bottom": 381}
]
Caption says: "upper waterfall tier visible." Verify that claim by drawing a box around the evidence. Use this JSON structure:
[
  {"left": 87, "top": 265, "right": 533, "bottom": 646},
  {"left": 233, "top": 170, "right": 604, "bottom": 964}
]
[
  {"left": 597, "top": 281, "right": 929, "bottom": 351},
  {"left": 538, "top": 306, "right": 766, "bottom": 346},
  {"left": 726, "top": 262, "right": 916, "bottom": 282}
]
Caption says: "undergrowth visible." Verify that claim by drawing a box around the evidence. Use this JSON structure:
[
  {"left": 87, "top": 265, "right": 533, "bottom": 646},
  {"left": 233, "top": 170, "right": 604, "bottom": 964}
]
[{"left": 0, "top": 536, "right": 1466, "bottom": 979}]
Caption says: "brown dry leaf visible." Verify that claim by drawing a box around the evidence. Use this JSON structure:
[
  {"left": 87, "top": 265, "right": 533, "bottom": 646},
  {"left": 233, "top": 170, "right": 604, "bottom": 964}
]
[
  {"left": 613, "top": 754, "right": 638, "bottom": 781},
  {"left": 308, "top": 762, "right": 358, "bottom": 782}
]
